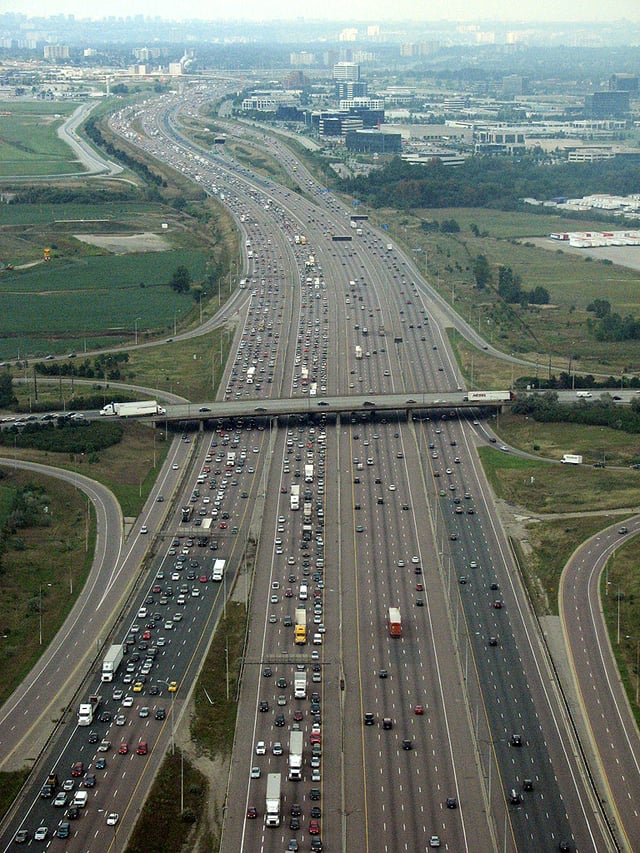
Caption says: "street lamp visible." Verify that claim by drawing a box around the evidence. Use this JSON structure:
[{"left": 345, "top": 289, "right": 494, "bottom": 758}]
[{"left": 134, "top": 316, "right": 141, "bottom": 346}]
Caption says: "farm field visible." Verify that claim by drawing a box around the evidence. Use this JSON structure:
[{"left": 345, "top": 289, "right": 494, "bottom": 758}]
[
  {"left": 0, "top": 249, "right": 207, "bottom": 359},
  {"left": 0, "top": 100, "right": 80, "bottom": 177}
]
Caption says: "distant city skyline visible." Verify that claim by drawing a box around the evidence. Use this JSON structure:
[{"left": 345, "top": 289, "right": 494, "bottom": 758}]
[{"left": 10, "top": 0, "right": 640, "bottom": 24}]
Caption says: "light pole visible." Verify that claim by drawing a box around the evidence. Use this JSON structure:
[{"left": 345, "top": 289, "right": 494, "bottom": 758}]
[
  {"left": 134, "top": 316, "right": 141, "bottom": 346},
  {"left": 158, "top": 680, "right": 176, "bottom": 754}
]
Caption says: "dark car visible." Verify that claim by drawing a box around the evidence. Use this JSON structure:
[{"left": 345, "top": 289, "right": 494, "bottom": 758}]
[
  {"left": 56, "top": 822, "right": 71, "bottom": 838},
  {"left": 364, "top": 712, "right": 375, "bottom": 725},
  {"left": 275, "top": 714, "right": 286, "bottom": 727},
  {"left": 290, "top": 803, "right": 302, "bottom": 816},
  {"left": 510, "top": 734, "right": 523, "bottom": 747},
  {"left": 446, "top": 797, "right": 457, "bottom": 809},
  {"left": 259, "top": 700, "right": 269, "bottom": 712},
  {"left": 83, "top": 773, "right": 96, "bottom": 788},
  {"left": 98, "top": 711, "right": 112, "bottom": 723},
  {"left": 95, "top": 757, "right": 107, "bottom": 770},
  {"left": 88, "top": 731, "right": 98, "bottom": 744},
  {"left": 155, "top": 707, "right": 166, "bottom": 720},
  {"left": 289, "top": 816, "right": 301, "bottom": 830},
  {"left": 310, "top": 788, "right": 321, "bottom": 800},
  {"left": 402, "top": 738, "right": 413, "bottom": 750},
  {"left": 65, "top": 806, "right": 80, "bottom": 820}
]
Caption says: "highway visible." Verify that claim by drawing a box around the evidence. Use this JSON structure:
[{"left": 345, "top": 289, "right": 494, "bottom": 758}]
[{"left": 0, "top": 80, "right": 624, "bottom": 853}]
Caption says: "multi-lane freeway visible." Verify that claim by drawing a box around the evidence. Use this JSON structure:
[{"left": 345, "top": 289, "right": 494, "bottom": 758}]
[{"left": 0, "top": 79, "right": 630, "bottom": 853}]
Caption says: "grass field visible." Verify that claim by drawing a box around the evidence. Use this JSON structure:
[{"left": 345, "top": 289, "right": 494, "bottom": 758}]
[
  {"left": 375, "top": 206, "right": 640, "bottom": 377},
  {"left": 0, "top": 101, "right": 80, "bottom": 177},
  {"left": 0, "top": 468, "right": 95, "bottom": 708}
]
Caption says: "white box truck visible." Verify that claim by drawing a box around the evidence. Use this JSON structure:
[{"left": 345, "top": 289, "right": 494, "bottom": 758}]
[
  {"left": 561, "top": 454, "right": 583, "bottom": 464},
  {"left": 290, "top": 485, "right": 300, "bottom": 511},
  {"left": 294, "top": 672, "right": 307, "bottom": 699},
  {"left": 212, "top": 558, "right": 226, "bottom": 581},
  {"left": 265, "top": 773, "right": 281, "bottom": 826},
  {"left": 304, "top": 464, "right": 313, "bottom": 483},
  {"left": 289, "top": 731, "right": 304, "bottom": 780},
  {"left": 101, "top": 644, "right": 124, "bottom": 682}
]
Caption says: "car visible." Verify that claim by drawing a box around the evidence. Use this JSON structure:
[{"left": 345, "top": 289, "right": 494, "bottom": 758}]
[
  {"left": 309, "top": 819, "right": 320, "bottom": 834},
  {"left": 276, "top": 677, "right": 288, "bottom": 688},
  {"left": 259, "top": 700, "right": 269, "bottom": 712},
  {"left": 275, "top": 714, "right": 286, "bottom": 726},
  {"left": 287, "top": 841, "right": 299, "bottom": 852},
  {"left": 310, "top": 788, "right": 321, "bottom": 801},
  {"left": 14, "top": 829, "right": 29, "bottom": 843},
  {"left": 255, "top": 740, "right": 266, "bottom": 755},
  {"left": 446, "top": 796, "right": 458, "bottom": 808},
  {"left": 364, "top": 712, "right": 375, "bottom": 725},
  {"left": 62, "top": 778, "right": 75, "bottom": 791},
  {"left": 137, "top": 741, "right": 148, "bottom": 755},
  {"left": 429, "top": 835, "right": 441, "bottom": 848},
  {"left": 310, "top": 840, "right": 323, "bottom": 852},
  {"left": 272, "top": 742, "right": 283, "bottom": 755},
  {"left": 168, "top": 681, "right": 178, "bottom": 692},
  {"left": 115, "top": 714, "right": 126, "bottom": 726},
  {"left": 40, "top": 784, "right": 53, "bottom": 798},
  {"left": 155, "top": 707, "right": 166, "bottom": 720},
  {"left": 378, "top": 669, "right": 388, "bottom": 679},
  {"left": 558, "top": 843, "right": 571, "bottom": 852},
  {"left": 83, "top": 773, "right": 96, "bottom": 788},
  {"left": 382, "top": 717, "right": 393, "bottom": 730},
  {"left": 65, "top": 806, "right": 80, "bottom": 820},
  {"left": 98, "top": 740, "right": 111, "bottom": 752},
  {"left": 140, "top": 525, "right": 148, "bottom": 534},
  {"left": 133, "top": 681, "right": 144, "bottom": 693},
  {"left": 112, "top": 688, "right": 124, "bottom": 701},
  {"left": 106, "top": 812, "right": 119, "bottom": 826},
  {"left": 56, "top": 822, "right": 71, "bottom": 838},
  {"left": 311, "top": 769, "right": 321, "bottom": 782},
  {"left": 415, "top": 598, "right": 424, "bottom": 606},
  {"left": 414, "top": 704, "right": 424, "bottom": 715},
  {"left": 98, "top": 711, "right": 112, "bottom": 723},
  {"left": 122, "top": 695, "right": 134, "bottom": 707},
  {"left": 34, "top": 827, "right": 48, "bottom": 841},
  {"left": 619, "top": 526, "right": 628, "bottom": 534},
  {"left": 511, "top": 733, "right": 523, "bottom": 747},
  {"left": 290, "top": 816, "right": 301, "bottom": 830},
  {"left": 54, "top": 791, "right": 68, "bottom": 807},
  {"left": 199, "top": 406, "right": 211, "bottom": 412},
  {"left": 402, "top": 738, "right": 413, "bottom": 750},
  {"left": 247, "top": 805, "right": 258, "bottom": 819},
  {"left": 263, "top": 666, "right": 272, "bottom": 677},
  {"left": 488, "top": 636, "right": 499, "bottom": 646},
  {"left": 149, "top": 684, "right": 160, "bottom": 695},
  {"left": 71, "top": 761, "right": 84, "bottom": 777},
  {"left": 88, "top": 730, "right": 98, "bottom": 743},
  {"left": 119, "top": 741, "right": 129, "bottom": 754},
  {"left": 96, "top": 757, "right": 107, "bottom": 769},
  {"left": 493, "top": 600, "right": 503, "bottom": 609},
  {"left": 459, "top": 576, "right": 467, "bottom": 584}
]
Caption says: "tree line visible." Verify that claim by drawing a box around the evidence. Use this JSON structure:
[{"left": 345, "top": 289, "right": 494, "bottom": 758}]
[{"left": 341, "top": 155, "right": 640, "bottom": 211}]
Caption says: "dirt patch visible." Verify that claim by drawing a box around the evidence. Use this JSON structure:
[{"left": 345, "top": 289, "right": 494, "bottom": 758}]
[{"left": 73, "top": 232, "right": 172, "bottom": 253}]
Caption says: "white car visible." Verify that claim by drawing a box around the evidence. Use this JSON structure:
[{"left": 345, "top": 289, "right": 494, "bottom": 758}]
[
  {"left": 34, "top": 827, "right": 48, "bottom": 841},
  {"left": 255, "top": 740, "right": 266, "bottom": 755},
  {"left": 106, "top": 813, "right": 119, "bottom": 826},
  {"left": 122, "top": 695, "right": 133, "bottom": 707}
]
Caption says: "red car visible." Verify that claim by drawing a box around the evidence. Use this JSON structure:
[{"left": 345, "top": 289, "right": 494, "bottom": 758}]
[
  {"left": 152, "top": 585, "right": 162, "bottom": 593},
  {"left": 293, "top": 710, "right": 303, "bottom": 722},
  {"left": 247, "top": 806, "right": 257, "bottom": 819},
  {"left": 200, "top": 575, "right": 208, "bottom": 583},
  {"left": 118, "top": 742, "right": 128, "bottom": 755},
  {"left": 414, "top": 704, "right": 424, "bottom": 715},
  {"left": 493, "top": 600, "right": 503, "bottom": 609},
  {"left": 309, "top": 819, "right": 320, "bottom": 835},
  {"left": 310, "top": 733, "right": 321, "bottom": 745},
  {"left": 142, "top": 630, "right": 152, "bottom": 640},
  {"left": 136, "top": 741, "right": 148, "bottom": 755},
  {"left": 415, "top": 583, "right": 424, "bottom": 592},
  {"left": 71, "top": 761, "right": 84, "bottom": 777}
]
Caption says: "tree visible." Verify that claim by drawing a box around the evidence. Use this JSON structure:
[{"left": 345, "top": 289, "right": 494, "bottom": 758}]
[
  {"left": 0, "top": 372, "right": 15, "bottom": 408},
  {"left": 472, "top": 254, "right": 492, "bottom": 289},
  {"left": 170, "top": 265, "right": 191, "bottom": 294}
]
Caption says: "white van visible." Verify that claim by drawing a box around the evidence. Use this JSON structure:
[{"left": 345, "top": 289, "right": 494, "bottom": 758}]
[
  {"left": 73, "top": 791, "right": 88, "bottom": 808},
  {"left": 299, "top": 584, "right": 308, "bottom": 601}
]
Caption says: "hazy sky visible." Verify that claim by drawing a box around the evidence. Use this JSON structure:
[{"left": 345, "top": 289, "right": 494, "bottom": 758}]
[{"left": 9, "top": 0, "right": 640, "bottom": 24}]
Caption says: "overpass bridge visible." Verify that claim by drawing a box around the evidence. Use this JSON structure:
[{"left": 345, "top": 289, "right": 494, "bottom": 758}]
[{"left": 146, "top": 391, "right": 513, "bottom": 425}]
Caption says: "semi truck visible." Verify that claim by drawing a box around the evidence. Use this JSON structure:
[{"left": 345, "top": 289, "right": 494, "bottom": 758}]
[
  {"left": 77, "top": 694, "right": 101, "bottom": 726},
  {"left": 294, "top": 671, "right": 307, "bottom": 698},
  {"left": 309, "top": 382, "right": 317, "bottom": 397},
  {"left": 288, "top": 730, "right": 304, "bottom": 780},
  {"left": 100, "top": 400, "right": 166, "bottom": 417},
  {"left": 265, "top": 773, "right": 282, "bottom": 827},
  {"left": 246, "top": 366, "right": 256, "bottom": 384},
  {"left": 226, "top": 451, "right": 236, "bottom": 468},
  {"left": 290, "top": 485, "right": 300, "bottom": 511},
  {"left": 181, "top": 506, "right": 192, "bottom": 523},
  {"left": 389, "top": 607, "right": 402, "bottom": 638},
  {"left": 212, "top": 558, "right": 226, "bottom": 581},
  {"left": 355, "top": 345, "right": 363, "bottom": 360},
  {"left": 304, "top": 464, "right": 314, "bottom": 483},
  {"left": 101, "top": 644, "right": 124, "bottom": 682},
  {"left": 463, "top": 391, "right": 513, "bottom": 402},
  {"left": 295, "top": 608, "right": 307, "bottom": 645},
  {"left": 302, "top": 523, "right": 312, "bottom": 542},
  {"left": 561, "top": 454, "right": 583, "bottom": 464}
]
